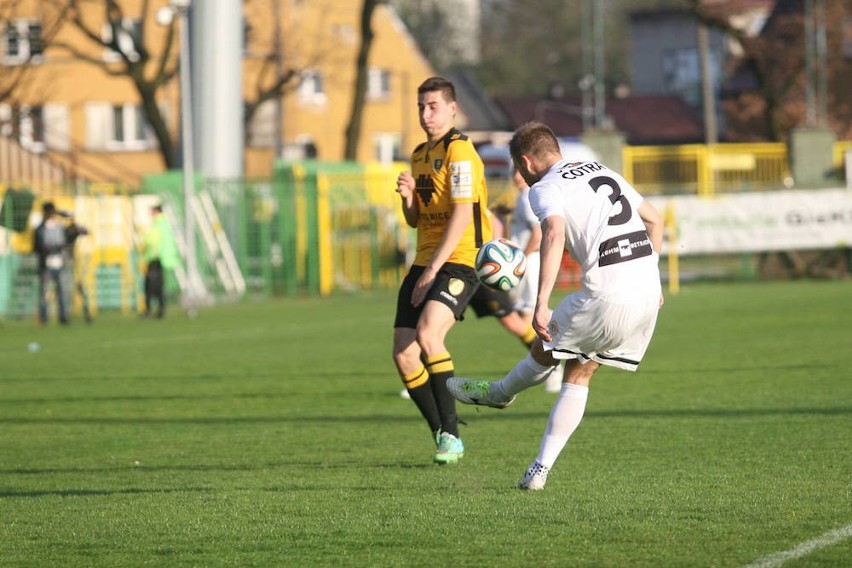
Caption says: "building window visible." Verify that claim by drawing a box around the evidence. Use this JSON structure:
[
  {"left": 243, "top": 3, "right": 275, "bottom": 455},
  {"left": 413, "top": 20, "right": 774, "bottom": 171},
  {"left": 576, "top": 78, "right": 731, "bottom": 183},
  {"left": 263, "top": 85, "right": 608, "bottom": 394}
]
[
  {"left": 0, "top": 105, "right": 10, "bottom": 137},
  {"left": 373, "top": 133, "right": 401, "bottom": 164},
  {"left": 662, "top": 48, "right": 701, "bottom": 106},
  {"left": 110, "top": 105, "right": 146, "bottom": 147},
  {"left": 0, "top": 104, "right": 45, "bottom": 151},
  {"left": 21, "top": 105, "right": 45, "bottom": 150},
  {"left": 103, "top": 18, "right": 142, "bottom": 62},
  {"left": 367, "top": 68, "right": 391, "bottom": 100},
  {"left": 3, "top": 19, "right": 44, "bottom": 64},
  {"left": 247, "top": 100, "right": 276, "bottom": 148},
  {"left": 331, "top": 23, "right": 356, "bottom": 46},
  {"left": 298, "top": 69, "right": 326, "bottom": 104},
  {"left": 85, "top": 103, "right": 151, "bottom": 151}
]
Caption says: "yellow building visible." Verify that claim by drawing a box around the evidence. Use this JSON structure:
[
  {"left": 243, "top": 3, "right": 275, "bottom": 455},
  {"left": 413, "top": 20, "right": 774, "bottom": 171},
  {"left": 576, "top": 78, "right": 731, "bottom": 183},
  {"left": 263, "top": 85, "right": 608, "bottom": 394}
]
[{"left": 0, "top": 0, "right": 439, "bottom": 187}]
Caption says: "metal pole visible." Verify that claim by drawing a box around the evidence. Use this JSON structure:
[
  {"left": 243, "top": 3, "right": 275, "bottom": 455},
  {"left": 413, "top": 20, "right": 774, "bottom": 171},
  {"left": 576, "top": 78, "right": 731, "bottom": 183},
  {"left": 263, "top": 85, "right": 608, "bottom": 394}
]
[
  {"left": 177, "top": 2, "right": 198, "bottom": 304},
  {"left": 815, "top": 0, "right": 828, "bottom": 128},
  {"left": 273, "top": 0, "right": 284, "bottom": 159},
  {"left": 804, "top": 0, "right": 816, "bottom": 127},
  {"left": 593, "top": 0, "right": 606, "bottom": 129},
  {"left": 698, "top": 22, "right": 718, "bottom": 144},
  {"left": 400, "top": 70, "right": 409, "bottom": 154}
]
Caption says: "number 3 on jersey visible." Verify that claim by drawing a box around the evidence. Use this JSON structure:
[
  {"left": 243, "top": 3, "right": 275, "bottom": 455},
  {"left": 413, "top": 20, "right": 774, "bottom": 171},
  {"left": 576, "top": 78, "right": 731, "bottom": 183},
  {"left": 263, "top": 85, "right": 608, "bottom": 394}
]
[{"left": 589, "top": 176, "right": 631, "bottom": 226}]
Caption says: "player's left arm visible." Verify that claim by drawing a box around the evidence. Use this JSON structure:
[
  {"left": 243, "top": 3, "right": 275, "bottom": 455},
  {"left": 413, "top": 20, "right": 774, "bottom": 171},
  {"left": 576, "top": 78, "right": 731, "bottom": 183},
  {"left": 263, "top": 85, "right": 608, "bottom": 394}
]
[
  {"left": 638, "top": 199, "right": 664, "bottom": 254},
  {"left": 637, "top": 198, "right": 665, "bottom": 307}
]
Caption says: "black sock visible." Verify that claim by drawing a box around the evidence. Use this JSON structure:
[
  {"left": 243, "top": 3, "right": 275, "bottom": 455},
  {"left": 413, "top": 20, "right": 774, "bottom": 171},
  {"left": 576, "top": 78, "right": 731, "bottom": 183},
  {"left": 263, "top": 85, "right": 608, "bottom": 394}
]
[
  {"left": 402, "top": 366, "right": 441, "bottom": 437},
  {"left": 425, "top": 352, "right": 458, "bottom": 437}
]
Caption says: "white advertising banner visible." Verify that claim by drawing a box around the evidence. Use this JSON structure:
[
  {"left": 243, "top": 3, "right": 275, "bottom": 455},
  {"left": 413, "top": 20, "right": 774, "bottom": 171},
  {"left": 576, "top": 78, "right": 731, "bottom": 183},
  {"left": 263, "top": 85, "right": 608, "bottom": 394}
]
[{"left": 647, "top": 189, "right": 852, "bottom": 255}]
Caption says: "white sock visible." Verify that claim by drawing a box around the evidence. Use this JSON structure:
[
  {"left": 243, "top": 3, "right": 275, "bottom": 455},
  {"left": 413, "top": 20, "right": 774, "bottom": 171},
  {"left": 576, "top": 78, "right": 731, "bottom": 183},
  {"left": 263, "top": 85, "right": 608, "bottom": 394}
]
[
  {"left": 493, "top": 353, "right": 555, "bottom": 398},
  {"left": 536, "top": 383, "right": 589, "bottom": 468}
]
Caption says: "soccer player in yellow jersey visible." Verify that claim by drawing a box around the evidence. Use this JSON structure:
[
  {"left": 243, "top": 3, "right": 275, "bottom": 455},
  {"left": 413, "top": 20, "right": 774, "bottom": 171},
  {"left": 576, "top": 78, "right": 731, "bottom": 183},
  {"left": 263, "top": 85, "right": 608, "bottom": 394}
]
[{"left": 393, "top": 76, "right": 491, "bottom": 464}]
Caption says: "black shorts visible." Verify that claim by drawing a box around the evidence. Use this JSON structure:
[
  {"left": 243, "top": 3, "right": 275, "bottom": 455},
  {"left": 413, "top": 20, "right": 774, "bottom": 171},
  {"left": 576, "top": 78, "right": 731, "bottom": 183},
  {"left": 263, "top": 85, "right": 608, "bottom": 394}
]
[
  {"left": 394, "top": 263, "right": 480, "bottom": 328},
  {"left": 468, "top": 284, "right": 515, "bottom": 319}
]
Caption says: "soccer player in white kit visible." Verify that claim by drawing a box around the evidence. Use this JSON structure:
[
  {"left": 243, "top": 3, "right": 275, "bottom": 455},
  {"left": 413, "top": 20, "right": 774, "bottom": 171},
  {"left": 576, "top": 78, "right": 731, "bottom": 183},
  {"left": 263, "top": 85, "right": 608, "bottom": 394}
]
[
  {"left": 448, "top": 122, "right": 664, "bottom": 490},
  {"left": 506, "top": 168, "right": 562, "bottom": 393}
]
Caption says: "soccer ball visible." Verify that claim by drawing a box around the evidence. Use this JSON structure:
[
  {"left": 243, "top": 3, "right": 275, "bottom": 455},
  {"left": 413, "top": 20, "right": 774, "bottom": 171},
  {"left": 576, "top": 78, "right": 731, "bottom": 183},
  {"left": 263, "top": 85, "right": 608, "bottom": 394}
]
[{"left": 475, "top": 238, "right": 527, "bottom": 291}]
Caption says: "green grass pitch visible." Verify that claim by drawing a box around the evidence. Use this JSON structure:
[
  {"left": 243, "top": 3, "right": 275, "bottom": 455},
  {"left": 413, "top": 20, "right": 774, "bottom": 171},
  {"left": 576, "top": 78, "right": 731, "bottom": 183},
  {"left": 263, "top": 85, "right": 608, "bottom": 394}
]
[{"left": 1, "top": 280, "right": 850, "bottom": 566}]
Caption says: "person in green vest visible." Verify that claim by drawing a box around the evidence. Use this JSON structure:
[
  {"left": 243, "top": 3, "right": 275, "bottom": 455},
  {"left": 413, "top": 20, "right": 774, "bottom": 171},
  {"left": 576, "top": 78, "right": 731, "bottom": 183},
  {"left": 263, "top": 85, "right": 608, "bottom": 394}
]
[{"left": 141, "top": 204, "right": 177, "bottom": 318}]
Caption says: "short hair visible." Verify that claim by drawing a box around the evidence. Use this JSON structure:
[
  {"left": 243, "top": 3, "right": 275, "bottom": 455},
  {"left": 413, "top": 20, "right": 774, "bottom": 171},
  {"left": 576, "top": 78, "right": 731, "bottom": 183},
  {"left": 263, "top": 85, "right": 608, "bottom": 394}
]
[
  {"left": 152, "top": 204, "right": 163, "bottom": 214},
  {"left": 43, "top": 201, "right": 56, "bottom": 216},
  {"left": 417, "top": 76, "right": 456, "bottom": 103},
  {"left": 509, "top": 122, "right": 561, "bottom": 165}
]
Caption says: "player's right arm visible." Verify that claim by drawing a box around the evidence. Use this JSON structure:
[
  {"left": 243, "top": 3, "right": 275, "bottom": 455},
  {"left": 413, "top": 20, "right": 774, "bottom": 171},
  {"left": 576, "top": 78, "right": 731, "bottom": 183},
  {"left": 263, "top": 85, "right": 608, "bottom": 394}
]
[
  {"left": 533, "top": 213, "right": 565, "bottom": 343},
  {"left": 525, "top": 222, "right": 542, "bottom": 256},
  {"left": 396, "top": 170, "right": 419, "bottom": 228}
]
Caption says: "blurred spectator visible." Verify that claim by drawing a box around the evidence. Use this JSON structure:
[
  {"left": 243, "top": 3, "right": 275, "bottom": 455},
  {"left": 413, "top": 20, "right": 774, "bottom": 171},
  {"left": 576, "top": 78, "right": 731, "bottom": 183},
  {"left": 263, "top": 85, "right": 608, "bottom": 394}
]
[
  {"left": 33, "top": 202, "right": 68, "bottom": 325},
  {"left": 141, "top": 204, "right": 177, "bottom": 318}
]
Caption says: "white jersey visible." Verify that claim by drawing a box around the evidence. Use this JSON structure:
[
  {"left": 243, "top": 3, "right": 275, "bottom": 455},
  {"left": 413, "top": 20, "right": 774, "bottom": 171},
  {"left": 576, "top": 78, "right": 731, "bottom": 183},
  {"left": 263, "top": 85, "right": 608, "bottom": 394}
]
[
  {"left": 510, "top": 186, "right": 537, "bottom": 250},
  {"left": 530, "top": 160, "right": 661, "bottom": 300}
]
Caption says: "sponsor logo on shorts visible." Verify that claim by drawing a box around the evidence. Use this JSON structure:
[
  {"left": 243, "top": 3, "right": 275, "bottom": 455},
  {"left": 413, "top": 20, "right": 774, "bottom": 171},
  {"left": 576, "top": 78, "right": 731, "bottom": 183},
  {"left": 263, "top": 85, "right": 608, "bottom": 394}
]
[
  {"left": 439, "top": 291, "right": 459, "bottom": 306},
  {"left": 447, "top": 278, "right": 465, "bottom": 296},
  {"left": 598, "top": 230, "right": 653, "bottom": 267}
]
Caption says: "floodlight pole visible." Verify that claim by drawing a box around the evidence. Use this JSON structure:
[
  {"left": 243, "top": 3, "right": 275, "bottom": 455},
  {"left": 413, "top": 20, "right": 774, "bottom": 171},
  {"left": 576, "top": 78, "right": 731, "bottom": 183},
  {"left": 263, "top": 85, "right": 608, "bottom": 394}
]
[{"left": 174, "top": 0, "right": 198, "bottom": 306}]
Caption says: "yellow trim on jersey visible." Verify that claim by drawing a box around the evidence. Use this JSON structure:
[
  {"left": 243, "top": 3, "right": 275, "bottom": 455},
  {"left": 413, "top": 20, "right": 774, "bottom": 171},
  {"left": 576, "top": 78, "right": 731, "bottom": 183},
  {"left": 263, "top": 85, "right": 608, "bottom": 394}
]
[{"left": 410, "top": 129, "right": 492, "bottom": 268}]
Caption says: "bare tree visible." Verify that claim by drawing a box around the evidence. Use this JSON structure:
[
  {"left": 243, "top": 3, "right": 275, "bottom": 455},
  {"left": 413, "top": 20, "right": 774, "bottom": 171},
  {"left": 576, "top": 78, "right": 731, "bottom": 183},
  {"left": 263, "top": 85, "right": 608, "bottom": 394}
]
[
  {"left": 343, "top": 0, "right": 384, "bottom": 161},
  {"left": 688, "top": 0, "right": 851, "bottom": 142},
  {"left": 40, "top": 0, "right": 180, "bottom": 167},
  {"left": 242, "top": 0, "right": 339, "bottom": 150}
]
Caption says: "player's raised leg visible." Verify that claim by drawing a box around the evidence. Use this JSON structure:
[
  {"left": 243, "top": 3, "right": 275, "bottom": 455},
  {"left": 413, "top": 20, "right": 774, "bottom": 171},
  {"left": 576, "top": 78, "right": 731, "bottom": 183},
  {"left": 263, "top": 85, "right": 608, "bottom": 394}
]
[{"left": 448, "top": 337, "right": 558, "bottom": 408}]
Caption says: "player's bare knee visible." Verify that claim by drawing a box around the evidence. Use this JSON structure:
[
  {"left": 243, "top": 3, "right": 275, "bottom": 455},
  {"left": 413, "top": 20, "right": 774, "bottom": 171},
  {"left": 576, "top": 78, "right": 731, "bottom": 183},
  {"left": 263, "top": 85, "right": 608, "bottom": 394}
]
[
  {"left": 530, "top": 338, "right": 558, "bottom": 367},
  {"left": 565, "top": 359, "right": 599, "bottom": 386},
  {"left": 414, "top": 326, "right": 443, "bottom": 355}
]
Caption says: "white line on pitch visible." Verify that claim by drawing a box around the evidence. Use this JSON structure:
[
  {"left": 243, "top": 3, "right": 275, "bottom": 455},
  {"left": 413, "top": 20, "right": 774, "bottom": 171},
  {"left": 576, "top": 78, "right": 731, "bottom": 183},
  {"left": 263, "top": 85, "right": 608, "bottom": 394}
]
[{"left": 743, "top": 523, "right": 852, "bottom": 568}]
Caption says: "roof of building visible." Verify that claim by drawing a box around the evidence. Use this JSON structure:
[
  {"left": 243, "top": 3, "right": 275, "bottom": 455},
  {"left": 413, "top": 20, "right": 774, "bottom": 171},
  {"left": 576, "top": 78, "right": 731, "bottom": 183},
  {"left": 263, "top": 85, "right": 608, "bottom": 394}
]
[
  {"left": 494, "top": 94, "right": 706, "bottom": 145},
  {"left": 445, "top": 70, "right": 512, "bottom": 133}
]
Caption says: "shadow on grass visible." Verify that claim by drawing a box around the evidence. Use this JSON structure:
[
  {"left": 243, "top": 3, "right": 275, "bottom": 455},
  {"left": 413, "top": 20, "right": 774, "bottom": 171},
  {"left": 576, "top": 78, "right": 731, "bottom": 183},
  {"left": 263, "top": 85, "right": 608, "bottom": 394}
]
[
  {"left": 0, "top": 486, "right": 212, "bottom": 499},
  {"left": 0, "top": 392, "right": 291, "bottom": 405},
  {"left": 0, "top": 405, "right": 849, "bottom": 427}
]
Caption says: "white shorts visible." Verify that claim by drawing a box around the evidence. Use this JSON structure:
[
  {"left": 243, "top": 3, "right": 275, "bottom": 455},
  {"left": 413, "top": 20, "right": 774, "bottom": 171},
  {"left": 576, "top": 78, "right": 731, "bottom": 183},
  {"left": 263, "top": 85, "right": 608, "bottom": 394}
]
[
  {"left": 544, "top": 290, "right": 660, "bottom": 372},
  {"left": 512, "top": 251, "right": 539, "bottom": 314}
]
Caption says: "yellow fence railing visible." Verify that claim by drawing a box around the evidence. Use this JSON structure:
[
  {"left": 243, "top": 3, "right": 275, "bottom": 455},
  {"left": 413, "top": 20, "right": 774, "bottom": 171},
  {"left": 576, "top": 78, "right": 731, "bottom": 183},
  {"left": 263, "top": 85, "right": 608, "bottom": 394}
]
[
  {"left": 623, "top": 143, "right": 791, "bottom": 197},
  {"left": 834, "top": 141, "right": 852, "bottom": 174}
]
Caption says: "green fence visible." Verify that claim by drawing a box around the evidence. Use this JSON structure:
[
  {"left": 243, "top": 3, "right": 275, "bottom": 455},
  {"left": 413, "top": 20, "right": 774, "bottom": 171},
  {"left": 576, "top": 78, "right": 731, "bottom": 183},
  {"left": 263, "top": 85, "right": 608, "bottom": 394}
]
[{"left": 140, "top": 160, "right": 407, "bottom": 301}]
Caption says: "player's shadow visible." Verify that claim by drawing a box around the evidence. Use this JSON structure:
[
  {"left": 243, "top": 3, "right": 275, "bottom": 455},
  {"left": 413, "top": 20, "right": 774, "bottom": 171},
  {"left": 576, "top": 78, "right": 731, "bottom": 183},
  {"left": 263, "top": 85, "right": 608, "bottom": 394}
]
[{"left": 0, "top": 486, "right": 212, "bottom": 499}]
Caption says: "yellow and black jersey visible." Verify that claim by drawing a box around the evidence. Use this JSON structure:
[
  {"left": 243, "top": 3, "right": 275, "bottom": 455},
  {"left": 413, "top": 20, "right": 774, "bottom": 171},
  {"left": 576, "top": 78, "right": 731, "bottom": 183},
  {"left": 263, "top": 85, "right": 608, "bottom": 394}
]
[{"left": 410, "top": 128, "right": 492, "bottom": 268}]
